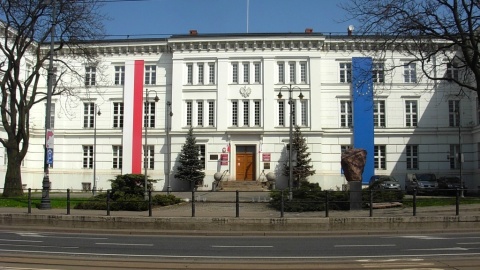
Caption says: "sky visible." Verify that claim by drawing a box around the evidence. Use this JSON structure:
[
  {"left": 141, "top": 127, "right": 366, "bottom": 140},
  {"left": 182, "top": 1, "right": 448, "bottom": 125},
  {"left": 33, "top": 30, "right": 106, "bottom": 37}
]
[{"left": 99, "top": 0, "right": 353, "bottom": 39}]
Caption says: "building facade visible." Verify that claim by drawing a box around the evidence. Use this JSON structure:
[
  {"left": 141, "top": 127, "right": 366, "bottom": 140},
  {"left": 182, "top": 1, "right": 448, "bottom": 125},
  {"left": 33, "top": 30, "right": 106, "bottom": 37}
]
[{"left": 1, "top": 31, "right": 479, "bottom": 193}]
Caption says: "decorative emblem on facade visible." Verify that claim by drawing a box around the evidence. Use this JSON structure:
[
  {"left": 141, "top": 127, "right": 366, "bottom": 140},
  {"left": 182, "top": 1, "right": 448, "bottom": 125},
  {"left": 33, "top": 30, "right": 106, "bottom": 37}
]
[{"left": 239, "top": 86, "right": 251, "bottom": 98}]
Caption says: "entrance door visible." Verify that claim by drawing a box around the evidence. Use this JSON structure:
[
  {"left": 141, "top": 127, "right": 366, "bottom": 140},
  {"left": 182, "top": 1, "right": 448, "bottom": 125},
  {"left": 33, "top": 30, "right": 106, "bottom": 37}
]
[{"left": 235, "top": 145, "right": 255, "bottom": 181}]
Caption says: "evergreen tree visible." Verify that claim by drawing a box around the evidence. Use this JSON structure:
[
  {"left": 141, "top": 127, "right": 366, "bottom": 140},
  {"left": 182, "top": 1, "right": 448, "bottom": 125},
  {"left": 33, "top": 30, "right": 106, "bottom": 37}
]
[
  {"left": 174, "top": 127, "right": 205, "bottom": 190},
  {"left": 283, "top": 125, "right": 316, "bottom": 187}
]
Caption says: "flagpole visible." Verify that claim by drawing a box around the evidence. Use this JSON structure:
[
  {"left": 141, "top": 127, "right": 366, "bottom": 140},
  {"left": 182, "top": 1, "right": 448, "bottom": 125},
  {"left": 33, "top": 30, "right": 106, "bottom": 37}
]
[{"left": 246, "top": 0, "right": 249, "bottom": 33}]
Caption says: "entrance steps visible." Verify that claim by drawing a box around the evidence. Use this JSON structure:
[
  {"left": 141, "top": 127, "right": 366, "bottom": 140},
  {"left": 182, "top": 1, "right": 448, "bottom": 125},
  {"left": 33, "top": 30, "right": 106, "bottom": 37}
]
[{"left": 219, "top": 180, "right": 266, "bottom": 192}]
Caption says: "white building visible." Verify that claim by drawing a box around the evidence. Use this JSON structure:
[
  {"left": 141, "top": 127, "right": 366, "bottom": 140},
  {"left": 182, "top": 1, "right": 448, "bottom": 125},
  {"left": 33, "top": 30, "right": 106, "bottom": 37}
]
[{"left": 1, "top": 30, "right": 478, "bottom": 192}]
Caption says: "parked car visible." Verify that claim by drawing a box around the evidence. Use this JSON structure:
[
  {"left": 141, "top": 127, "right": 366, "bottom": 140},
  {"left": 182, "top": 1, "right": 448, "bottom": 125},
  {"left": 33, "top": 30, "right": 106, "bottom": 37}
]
[
  {"left": 437, "top": 176, "right": 467, "bottom": 195},
  {"left": 405, "top": 173, "right": 438, "bottom": 195},
  {"left": 368, "top": 175, "right": 401, "bottom": 190}
]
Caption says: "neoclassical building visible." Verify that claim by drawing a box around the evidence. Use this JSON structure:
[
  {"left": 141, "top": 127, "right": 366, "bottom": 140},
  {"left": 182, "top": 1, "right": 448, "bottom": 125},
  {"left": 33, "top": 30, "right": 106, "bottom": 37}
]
[{"left": 1, "top": 30, "right": 478, "bottom": 193}]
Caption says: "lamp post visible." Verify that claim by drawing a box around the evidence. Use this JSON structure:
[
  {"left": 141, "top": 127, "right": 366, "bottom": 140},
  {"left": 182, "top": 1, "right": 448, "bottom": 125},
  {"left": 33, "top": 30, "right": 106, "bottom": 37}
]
[
  {"left": 144, "top": 89, "right": 159, "bottom": 199},
  {"left": 40, "top": 0, "right": 57, "bottom": 210},
  {"left": 277, "top": 84, "right": 303, "bottom": 200},
  {"left": 456, "top": 108, "right": 464, "bottom": 197},
  {"left": 166, "top": 101, "right": 173, "bottom": 194},
  {"left": 92, "top": 105, "right": 101, "bottom": 196}
]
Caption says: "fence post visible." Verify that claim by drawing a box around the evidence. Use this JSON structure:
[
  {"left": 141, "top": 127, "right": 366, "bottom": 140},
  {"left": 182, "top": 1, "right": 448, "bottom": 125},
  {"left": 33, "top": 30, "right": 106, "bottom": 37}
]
[
  {"left": 106, "top": 189, "right": 111, "bottom": 216},
  {"left": 325, "top": 190, "right": 329, "bottom": 217},
  {"left": 148, "top": 190, "right": 152, "bottom": 217},
  {"left": 67, "top": 189, "right": 70, "bottom": 215},
  {"left": 235, "top": 190, "right": 240, "bottom": 218},
  {"left": 413, "top": 188, "right": 417, "bottom": 216},
  {"left": 369, "top": 189, "right": 373, "bottom": 217},
  {"left": 27, "top": 188, "right": 31, "bottom": 214},
  {"left": 456, "top": 188, "right": 460, "bottom": 216},
  {"left": 191, "top": 190, "right": 195, "bottom": 217},
  {"left": 280, "top": 190, "right": 284, "bottom": 218}
]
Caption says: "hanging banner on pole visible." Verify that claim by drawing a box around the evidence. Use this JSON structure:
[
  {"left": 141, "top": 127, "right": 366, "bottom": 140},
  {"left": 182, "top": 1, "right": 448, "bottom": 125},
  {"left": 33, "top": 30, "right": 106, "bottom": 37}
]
[
  {"left": 47, "top": 148, "right": 54, "bottom": 165},
  {"left": 46, "top": 129, "right": 54, "bottom": 149}
]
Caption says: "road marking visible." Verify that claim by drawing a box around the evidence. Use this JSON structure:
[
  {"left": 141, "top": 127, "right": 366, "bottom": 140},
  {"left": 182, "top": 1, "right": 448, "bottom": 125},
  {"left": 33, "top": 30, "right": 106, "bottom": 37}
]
[
  {"left": 0, "top": 239, "right": 42, "bottom": 243},
  {"left": 95, "top": 243, "right": 153, "bottom": 247},
  {"left": 399, "top": 235, "right": 448, "bottom": 240},
  {"left": 15, "top": 232, "right": 107, "bottom": 240},
  {"left": 408, "top": 247, "right": 468, "bottom": 251},
  {"left": 335, "top": 244, "right": 395, "bottom": 247},
  {"left": 458, "top": 242, "right": 480, "bottom": 245},
  {"left": 211, "top": 245, "right": 273, "bottom": 248},
  {"left": 0, "top": 243, "right": 78, "bottom": 249}
]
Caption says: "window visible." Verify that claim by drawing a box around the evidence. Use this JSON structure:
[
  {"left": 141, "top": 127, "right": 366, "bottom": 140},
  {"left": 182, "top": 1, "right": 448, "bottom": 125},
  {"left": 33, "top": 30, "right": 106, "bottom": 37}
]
[
  {"left": 197, "top": 101, "right": 203, "bottom": 126},
  {"left": 405, "top": 100, "right": 418, "bottom": 127},
  {"left": 49, "top": 103, "right": 55, "bottom": 129},
  {"left": 113, "top": 102, "right": 124, "bottom": 128},
  {"left": 232, "top": 101, "right": 238, "bottom": 126},
  {"left": 113, "top": 145, "right": 122, "bottom": 169},
  {"left": 403, "top": 62, "right": 416, "bottom": 83},
  {"left": 187, "top": 64, "right": 193, "bottom": 84},
  {"left": 374, "top": 100, "right": 386, "bottom": 127},
  {"left": 406, "top": 145, "right": 418, "bottom": 170},
  {"left": 144, "top": 102, "right": 156, "bottom": 128},
  {"left": 143, "top": 145, "right": 154, "bottom": 169},
  {"left": 300, "top": 62, "right": 307, "bottom": 83},
  {"left": 449, "top": 144, "right": 460, "bottom": 169},
  {"left": 83, "top": 145, "right": 93, "bottom": 169},
  {"left": 232, "top": 63, "right": 238, "bottom": 83},
  {"left": 186, "top": 101, "right": 192, "bottom": 126},
  {"left": 339, "top": 62, "right": 352, "bottom": 83},
  {"left": 449, "top": 100, "right": 460, "bottom": 127},
  {"left": 291, "top": 101, "right": 296, "bottom": 126},
  {"left": 198, "top": 63, "right": 204, "bottom": 84},
  {"left": 83, "top": 103, "right": 95, "bottom": 128},
  {"left": 374, "top": 145, "right": 386, "bottom": 169},
  {"left": 301, "top": 100, "right": 308, "bottom": 126},
  {"left": 446, "top": 63, "right": 459, "bottom": 81},
  {"left": 278, "top": 62, "right": 285, "bottom": 83},
  {"left": 254, "top": 101, "right": 261, "bottom": 126},
  {"left": 114, "top": 66, "right": 125, "bottom": 85},
  {"left": 372, "top": 63, "right": 384, "bottom": 83},
  {"left": 254, "top": 63, "right": 261, "bottom": 83},
  {"left": 243, "top": 63, "right": 249, "bottom": 83},
  {"left": 208, "top": 101, "right": 215, "bottom": 126},
  {"left": 278, "top": 100, "right": 285, "bottom": 126},
  {"left": 341, "top": 145, "right": 352, "bottom": 154},
  {"left": 197, "top": 144, "right": 206, "bottom": 169},
  {"left": 85, "top": 66, "right": 96, "bottom": 86},
  {"left": 209, "top": 63, "right": 215, "bottom": 84},
  {"left": 340, "top": 100, "right": 352, "bottom": 127},
  {"left": 144, "top": 65, "right": 156, "bottom": 85},
  {"left": 243, "top": 100, "right": 249, "bottom": 126},
  {"left": 289, "top": 62, "right": 295, "bottom": 83}
]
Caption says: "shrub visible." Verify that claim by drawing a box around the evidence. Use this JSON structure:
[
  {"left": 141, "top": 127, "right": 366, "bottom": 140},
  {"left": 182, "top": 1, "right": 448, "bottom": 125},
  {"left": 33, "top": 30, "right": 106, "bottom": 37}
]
[{"left": 153, "top": 194, "right": 183, "bottom": 206}]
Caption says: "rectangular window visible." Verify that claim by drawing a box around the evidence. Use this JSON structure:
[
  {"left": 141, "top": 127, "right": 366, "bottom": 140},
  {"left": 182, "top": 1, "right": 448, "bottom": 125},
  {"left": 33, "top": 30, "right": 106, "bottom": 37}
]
[
  {"left": 113, "top": 145, "right": 122, "bottom": 169},
  {"left": 243, "top": 63, "right": 249, "bottom": 83},
  {"left": 372, "top": 63, "right": 384, "bottom": 83},
  {"left": 243, "top": 100, "right": 249, "bottom": 126},
  {"left": 340, "top": 100, "right": 352, "bottom": 127},
  {"left": 449, "top": 100, "right": 460, "bottom": 127},
  {"left": 144, "top": 65, "right": 156, "bottom": 85},
  {"left": 209, "top": 63, "right": 215, "bottom": 84},
  {"left": 198, "top": 63, "right": 204, "bottom": 84},
  {"left": 446, "top": 63, "right": 459, "bottom": 81},
  {"left": 301, "top": 100, "right": 308, "bottom": 126},
  {"left": 374, "top": 100, "right": 386, "bottom": 127},
  {"left": 197, "top": 144, "right": 206, "bottom": 169},
  {"left": 403, "top": 62, "right": 417, "bottom": 83},
  {"left": 114, "top": 66, "right": 125, "bottom": 85},
  {"left": 278, "top": 62, "right": 285, "bottom": 83},
  {"left": 144, "top": 102, "right": 156, "bottom": 128},
  {"left": 83, "top": 103, "right": 94, "bottom": 128},
  {"left": 49, "top": 103, "right": 55, "bottom": 129},
  {"left": 232, "top": 101, "right": 238, "bottom": 126},
  {"left": 187, "top": 64, "right": 193, "bottom": 84},
  {"left": 405, "top": 100, "right": 418, "bottom": 127},
  {"left": 197, "top": 101, "right": 203, "bottom": 126},
  {"left": 291, "top": 101, "right": 296, "bottom": 126},
  {"left": 186, "top": 101, "right": 192, "bottom": 126},
  {"left": 289, "top": 62, "right": 296, "bottom": 83},
  {"left": 143, "top": 145, "right": 154, "bottom": 169},
  {"left": 85, "top": 66, "right": 96, "bottom": 86},
  {"left": 339, "top": 62, "right": 352, "bottom": 83},
  {"left": 254, "top": 101, "right": 260, "bottom": 126},
  {"left": 232, "top": 63, "right": 238, "bottom": 83},
  {"left": 83, "top": 145, "right": 93, "bottom": 169},
  {"left": 300, "top": 62, "right": 307, "bottom": 83},
  {"left": 278, "top": 100, "right": 285, "bottom": 126},
  {"left": 374, "top": 145, "right": 386, "bottom": 169},
  {"left": 449, "top": 144, "right": 460, "bottom": 169},
  {"left": 254, "top": 63, "right": 261, "bottom": 83},
  {"left": 208, "top": 101, "right": 215, "bottom": 126},
  {"left": 341, "top": 145, "right": 352, "bottom": 154},
  {"left": 113, "top": 102, "right": 124, "bottom": 128},
  {"left": 406, "top": 145, "right": 418, "bottom": 170}
]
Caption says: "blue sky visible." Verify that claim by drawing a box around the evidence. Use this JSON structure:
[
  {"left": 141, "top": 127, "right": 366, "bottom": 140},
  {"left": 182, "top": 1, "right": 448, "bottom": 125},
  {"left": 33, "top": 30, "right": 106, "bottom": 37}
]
[{"left": 100, "top": 0, "right": 352, "bottom": 38}]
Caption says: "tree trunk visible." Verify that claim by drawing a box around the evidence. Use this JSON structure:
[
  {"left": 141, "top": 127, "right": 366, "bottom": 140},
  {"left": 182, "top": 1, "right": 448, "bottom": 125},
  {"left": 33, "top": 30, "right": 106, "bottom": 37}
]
[{"left": 2, "top": 149, "right": 24, "bottom": 197}]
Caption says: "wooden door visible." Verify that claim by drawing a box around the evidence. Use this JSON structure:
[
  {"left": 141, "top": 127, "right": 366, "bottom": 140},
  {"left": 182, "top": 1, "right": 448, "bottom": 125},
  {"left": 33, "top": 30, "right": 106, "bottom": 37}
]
[{"left": 235, "top": 146, "right": 255, "bottom": 181}]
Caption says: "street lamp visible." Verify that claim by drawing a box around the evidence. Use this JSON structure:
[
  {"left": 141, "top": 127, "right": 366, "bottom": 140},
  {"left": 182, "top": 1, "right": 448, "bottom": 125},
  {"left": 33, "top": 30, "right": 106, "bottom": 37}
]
[
  {"left": 456, "top": 108, "right": 464, "bottom": 197},
  {"left": 277, "top": 84, "right": 303, "bottom": 200},
  {"left": 166, "top": 101, "right": 173, "bottom": 194},
  {"left": 144, "top": 89, "right": 159, "bottom": 199},
  {"left": 92, "top": 105, "right": 101, "bottom": 196}
]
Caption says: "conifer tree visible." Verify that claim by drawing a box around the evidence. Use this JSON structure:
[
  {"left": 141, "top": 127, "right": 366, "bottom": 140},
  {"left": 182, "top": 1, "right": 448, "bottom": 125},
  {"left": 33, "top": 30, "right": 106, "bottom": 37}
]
[
  {"left": 174, "top": 127, "right": 205, "bottom": 190},
  {"left": 283, "top": 125, "right": 316, "bottom": 187}
]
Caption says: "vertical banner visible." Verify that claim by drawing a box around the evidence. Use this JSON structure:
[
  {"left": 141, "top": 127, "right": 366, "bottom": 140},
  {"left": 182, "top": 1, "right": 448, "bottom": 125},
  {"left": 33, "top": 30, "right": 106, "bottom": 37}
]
[
  {"left": 352, "top": 57, "right": 374, "bottom": 184},
  {"left": 123, "top": 60, "right": 144, "bottom": 174}
]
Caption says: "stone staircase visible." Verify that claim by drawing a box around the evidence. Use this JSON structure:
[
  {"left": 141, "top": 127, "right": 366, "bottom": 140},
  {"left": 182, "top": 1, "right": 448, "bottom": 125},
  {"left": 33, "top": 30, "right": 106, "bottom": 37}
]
[{"left": 219, "top": 180, "right": 266, "bottom": 191}]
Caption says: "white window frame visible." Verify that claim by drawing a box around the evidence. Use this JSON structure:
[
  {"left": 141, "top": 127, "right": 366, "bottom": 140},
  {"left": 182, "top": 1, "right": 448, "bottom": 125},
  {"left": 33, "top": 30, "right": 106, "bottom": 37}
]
[
  {"left": 232, "top": 63, "right": 238, "bottom": 83},
  {"left": 406, "top": 145, "right": 418, "bottom": 170},
  {"left": 83, "top": 145, "right": 93, "bottom": 169},
  {"left": 113, "top": 145, "right": 122, "bottom": 169},
  {"left": 374, "top": 100, "right": 386, "bottom": 127},
  {"left": 243, "top": 62, "right": 249, "bottom": 83},
  {"left": 143, "top": 145, "right": 154, "bottom": 169},
  {"left": 144, "top": 102, "right": 156, "bottom": 128},
  {"left": 405, "top": 100, "right": 418, "bottom": 127},
  {"left": 208, "top": 63, "right": 215, "bottom": 84},
  {"left": 289, "top": 62, "right": 296, "bottom": 83},
  {"left": 449, "top": 100, "right": 460, "bottom": 127},
  {"left": 232, "top": 100, "right": 238, "bottom": 126},
  {"left": 114, "top": 65, "right": 125, "bottom": 85},
  {"left": 300, "top": 100, "right": 308, "bottom": 126},
  {"left": 300, "top": 62, "right": 307, "bottom": 84},
  {"left": 372, "top": 62, "right": 384, "bottom": 83},
  {"left": 113, "top": 102, "right": 124, "bottom": 128},
  {"left": 186, "top": 101, "right": 193, "bottom": 126},
  {"left": 197, "top": 100, "right": 203, "bottom": 127},
  {"left": 83, "top": 102, "right": 95, "bottom": 128},
  {"left": 187, "top": 64, "right": 193, "bottom": 84},
  {"left": 144, "top": 65, "right": 156, "bottom": 85},
  {"left": 374, "top": 145, "right": 386, "bottom": 170},
  {"left": 340, "top": 100, "right": 352, "bottom": 127},
  {"left": 254, "top": 62, "right": 261, "bottom": 83},
  {"left": 198, "top": 63, "right": 204, "bottom": 84},
  {"left": 339, "top": 62, "right": 352, "bottom": 83},
  {"left": 403, "top": 62, "right": 417, "bottom": 83},
  {"left": 85, "top": 66, "right": 96, "bottom": 86},
  {"left": 278, "top": 62, "right": 285, "bottom": 83}
]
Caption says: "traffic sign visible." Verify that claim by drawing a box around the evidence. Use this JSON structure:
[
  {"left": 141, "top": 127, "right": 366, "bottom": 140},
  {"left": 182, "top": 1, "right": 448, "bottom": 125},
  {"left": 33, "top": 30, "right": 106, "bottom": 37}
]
[{"left": 47, "top": 148, "right": 53, "bottom": 165}]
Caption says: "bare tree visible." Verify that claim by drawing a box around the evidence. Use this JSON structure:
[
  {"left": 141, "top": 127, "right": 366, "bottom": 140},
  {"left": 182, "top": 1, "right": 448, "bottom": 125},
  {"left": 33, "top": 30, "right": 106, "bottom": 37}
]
[
  {"left": 340, "top": 0, "right": 480, "bottom": 94},
  {"left": 0, "top": 0, "right": 105, "bottom": 196}
]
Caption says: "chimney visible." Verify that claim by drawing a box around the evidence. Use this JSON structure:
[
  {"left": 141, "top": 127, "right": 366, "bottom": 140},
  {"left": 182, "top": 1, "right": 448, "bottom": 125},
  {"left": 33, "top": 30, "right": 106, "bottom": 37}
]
[
  {"left": 305, "top": 28, "right": 313, "bottom": 34},
  {"left": 347, "top": 25, "right": 354, "bottom": 36},
  {"left": 189, "top": 29, "right": 198, "bottom": 36}
]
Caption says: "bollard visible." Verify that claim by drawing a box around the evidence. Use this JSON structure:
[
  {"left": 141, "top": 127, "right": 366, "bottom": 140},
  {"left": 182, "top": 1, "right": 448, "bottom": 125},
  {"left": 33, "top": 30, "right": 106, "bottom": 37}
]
[
  {"left": 27, "top": 188, "right": 31, "bottom": 214},
  {"left": 369, "top": 189, "right": 373, "bottom": 217},
  {"left": 456, "top": 188, "right": 460, "bottom": 216},
  {"left": 148, "top": 190, "right": 152, "bottom": 217},
  {"left": 325, "top": 190, "right": 329, "bottom": 217},
  {"left": 236, "top": 190, "right": 239, "bottom": 218},
  {"left": 413, "top": 188, "right": 417, "bottom": 216},
  {"left": 191, "top": 190, "right": 195, "bottom": 217},
  {"left": 106, "top": 189, "right": 111, "bottom": 216},
  {"left": 280, "top": 190, "right": 284, "bottom": 218},
  {"left": 67, "top": 189, "right": 71, "bottom": 215}
]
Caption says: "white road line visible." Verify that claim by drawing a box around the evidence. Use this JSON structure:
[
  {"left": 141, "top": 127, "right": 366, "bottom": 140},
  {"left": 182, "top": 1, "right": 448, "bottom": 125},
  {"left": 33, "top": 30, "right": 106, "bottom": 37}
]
[
  {"left": 0, "top": 239, "right": 42, "bottom": 243},
  {"left": 335, "top": 244, "right": 395, "bottom": 247},
  {"left": 458, "top": 242, "right": 480, "bottom": 245},
  {"left": 211, "top": 245, "right": 273, "bottom": 248},
  {"left": 408, "top": 247, "right": 468, "bottom": 251},
  {"left": 95, "top": 243, "right": 153, "bottom": 247},
  {"left": 0, "top": 243, "right": 78, "bottom": 249}
]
